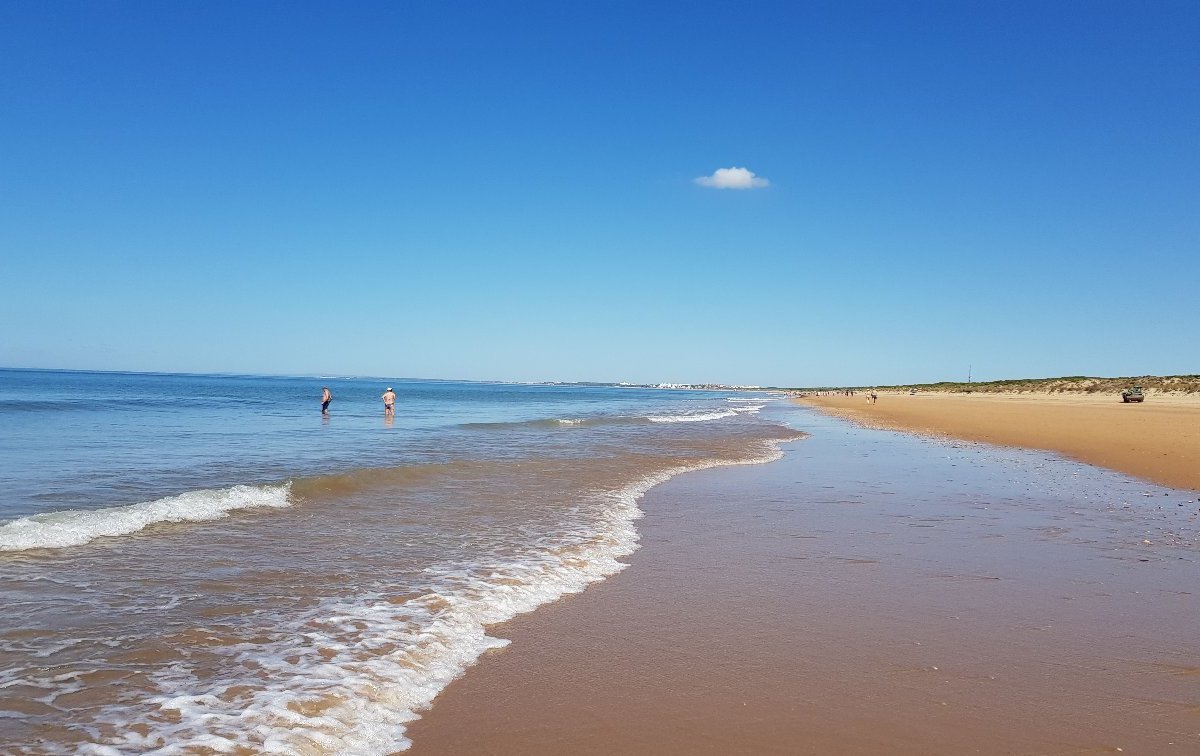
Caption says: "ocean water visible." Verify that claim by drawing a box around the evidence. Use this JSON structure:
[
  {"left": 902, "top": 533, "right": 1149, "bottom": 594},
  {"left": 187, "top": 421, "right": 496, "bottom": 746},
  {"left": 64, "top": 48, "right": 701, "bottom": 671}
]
[{"left": 0, "top": 369, "right": 799, "bottom": 753}]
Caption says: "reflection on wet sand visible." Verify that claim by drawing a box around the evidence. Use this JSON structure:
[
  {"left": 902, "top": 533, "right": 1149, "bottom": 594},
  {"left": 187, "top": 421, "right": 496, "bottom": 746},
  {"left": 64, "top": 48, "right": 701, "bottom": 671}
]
[{"left": 408, "top": 408, "right": 1199, "bottom": 755}]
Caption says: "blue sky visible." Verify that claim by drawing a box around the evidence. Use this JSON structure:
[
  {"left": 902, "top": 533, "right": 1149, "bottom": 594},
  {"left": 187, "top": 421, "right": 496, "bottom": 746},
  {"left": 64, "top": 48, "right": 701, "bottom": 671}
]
[{"left": 2, "top": 1, "right": 1197, "bottom": 386}]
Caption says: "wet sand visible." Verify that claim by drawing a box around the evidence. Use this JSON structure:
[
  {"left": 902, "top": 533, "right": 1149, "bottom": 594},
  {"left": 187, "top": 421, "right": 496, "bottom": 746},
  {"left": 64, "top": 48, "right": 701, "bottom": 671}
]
[
  {"left": 800, "top": 392, "right": 1200, "bottom": 492},
  {"left": 406, "top": 409, "right": 1199, "bottom": 754}
]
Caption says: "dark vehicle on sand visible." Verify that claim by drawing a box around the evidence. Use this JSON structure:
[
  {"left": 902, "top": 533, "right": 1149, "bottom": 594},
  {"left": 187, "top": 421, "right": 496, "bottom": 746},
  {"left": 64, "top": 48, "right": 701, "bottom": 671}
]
[{"left": 1121, "top": 386, "right": 1145, "bottom": 403}]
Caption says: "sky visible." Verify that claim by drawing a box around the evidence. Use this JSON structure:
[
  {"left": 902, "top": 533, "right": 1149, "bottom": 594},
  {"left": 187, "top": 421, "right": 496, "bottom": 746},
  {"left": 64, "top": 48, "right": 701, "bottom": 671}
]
[{"left": 1, "top": 1, "right": 1197, "bottom": 387}]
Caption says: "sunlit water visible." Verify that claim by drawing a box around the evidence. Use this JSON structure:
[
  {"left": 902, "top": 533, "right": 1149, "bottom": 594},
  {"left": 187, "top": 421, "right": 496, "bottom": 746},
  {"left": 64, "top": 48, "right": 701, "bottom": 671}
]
[{"left": 0, "top": 369, "right": 798, "bottom": 753}]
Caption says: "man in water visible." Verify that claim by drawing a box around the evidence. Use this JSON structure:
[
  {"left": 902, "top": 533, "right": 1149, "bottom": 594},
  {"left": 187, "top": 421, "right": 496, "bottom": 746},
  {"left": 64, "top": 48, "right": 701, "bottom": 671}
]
[
  {"left": 382, "top": 387, "right": 396, "bottom": 417},
  {"left": 321, "top": 386, "right": 332, "bottom": 415}
]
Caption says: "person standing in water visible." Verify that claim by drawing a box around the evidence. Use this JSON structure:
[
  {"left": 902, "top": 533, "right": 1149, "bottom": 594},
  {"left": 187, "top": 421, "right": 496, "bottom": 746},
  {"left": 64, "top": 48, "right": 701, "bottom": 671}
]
[
  {"left": 321, "top": 386, "right": 332, "bottom": 415},
  {"left": 382, "top": 387, "right": 396, "bottom": 417}
]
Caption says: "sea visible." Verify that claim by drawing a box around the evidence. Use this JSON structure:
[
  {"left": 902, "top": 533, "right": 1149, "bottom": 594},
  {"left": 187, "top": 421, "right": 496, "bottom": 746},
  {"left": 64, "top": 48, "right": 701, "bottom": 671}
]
[{"left": 0, "top": 369, "right": 800, "bottom": 753}]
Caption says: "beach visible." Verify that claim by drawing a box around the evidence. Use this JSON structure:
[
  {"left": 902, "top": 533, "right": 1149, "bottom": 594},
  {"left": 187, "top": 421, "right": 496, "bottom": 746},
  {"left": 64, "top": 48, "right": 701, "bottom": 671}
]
[
  {"left": 7, "top": 1, "right": 1198, "bottom": 752},
  {"left": 0, "top": 372, "right": 797, "bottom": 752},
  {"left": 3, "top": 376, "right": 1198, "bottom": 753},
  {"left": 408, "top": 406, "right": 1198, "bottom": 754},
  {"left": 799, "top": 391, "right": 1200, "bottom": 492}
]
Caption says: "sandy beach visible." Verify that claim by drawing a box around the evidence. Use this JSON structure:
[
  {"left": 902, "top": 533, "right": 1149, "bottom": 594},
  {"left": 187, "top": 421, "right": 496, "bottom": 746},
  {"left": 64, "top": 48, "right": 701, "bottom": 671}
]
[
  {"left": 406, "top": 406, "right": 1199, "bottom": 754},
  {"left": 799, "top": 392, "right": 1200, "bottom": 492}
]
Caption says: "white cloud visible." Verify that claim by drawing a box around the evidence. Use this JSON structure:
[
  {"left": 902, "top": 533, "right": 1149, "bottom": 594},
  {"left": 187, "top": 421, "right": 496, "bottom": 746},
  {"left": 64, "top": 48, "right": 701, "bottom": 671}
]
[{"left": 694, "top": 166, "right": 770, "bottom": 190}]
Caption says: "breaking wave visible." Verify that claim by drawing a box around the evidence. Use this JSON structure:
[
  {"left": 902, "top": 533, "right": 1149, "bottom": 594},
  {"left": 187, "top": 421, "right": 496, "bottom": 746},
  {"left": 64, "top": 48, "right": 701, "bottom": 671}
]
[
  {"left": 82, "top": 443, "right": 794, "bottom": 753},
  {"left": 0, "top": 484, "right": 292, "bottom": 552}
]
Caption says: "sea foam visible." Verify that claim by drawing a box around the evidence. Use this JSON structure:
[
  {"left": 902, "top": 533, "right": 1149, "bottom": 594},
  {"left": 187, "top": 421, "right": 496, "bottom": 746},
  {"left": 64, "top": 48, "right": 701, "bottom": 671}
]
[
  {"left": 646, "top": 403, "right": 765, "bottom": 423},
  {"left": 0, "top": 484, "right": 292, "bottom": 552},
  {"left": 646, "top": 409, "right": 739, "bottom": 423},
  {"left": 85, "top": 444, "right": 795, "bottom": 754}
]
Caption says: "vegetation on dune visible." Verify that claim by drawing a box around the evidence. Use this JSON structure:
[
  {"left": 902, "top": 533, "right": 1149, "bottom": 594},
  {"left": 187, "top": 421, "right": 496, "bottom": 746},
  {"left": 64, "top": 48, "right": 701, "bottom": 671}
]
[{"left": 783, "top": 375, "right": 1200, "bottom": 395}]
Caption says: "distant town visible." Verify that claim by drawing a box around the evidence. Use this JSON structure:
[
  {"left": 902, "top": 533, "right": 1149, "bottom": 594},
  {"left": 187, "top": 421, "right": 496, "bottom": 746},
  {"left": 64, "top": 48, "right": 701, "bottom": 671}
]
[{"left": 618, "top": 382, "right": 765, "bottom": 391}]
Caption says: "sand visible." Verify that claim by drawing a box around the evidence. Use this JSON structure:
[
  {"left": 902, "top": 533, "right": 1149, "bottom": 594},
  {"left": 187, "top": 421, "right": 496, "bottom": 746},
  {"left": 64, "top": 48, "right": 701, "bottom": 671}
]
[
  {"left": 405, "top": 408, "right": 1199, "bottom": 754},
  {"left": 800, "top": 392, "right": 1200, "bottom": 492}
]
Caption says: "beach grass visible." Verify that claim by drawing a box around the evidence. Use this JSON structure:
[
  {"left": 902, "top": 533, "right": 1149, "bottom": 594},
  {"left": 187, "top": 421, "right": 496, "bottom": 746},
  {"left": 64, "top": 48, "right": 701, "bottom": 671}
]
[{"left": 783, "top": 374, "right": 1200, "bottom": 395}]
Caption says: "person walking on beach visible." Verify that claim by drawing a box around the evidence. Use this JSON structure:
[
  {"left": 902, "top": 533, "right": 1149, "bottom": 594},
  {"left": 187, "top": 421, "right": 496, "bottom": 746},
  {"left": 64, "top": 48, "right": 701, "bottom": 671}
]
[
  {"left": 382, "top": 387, "right": 396, "bottom": 417},
  {"left": 321, "top": 386, "right": 332, "bottom": 415},
  {"left": 869, "top": 390, "right": 878, "bottom": 405}
]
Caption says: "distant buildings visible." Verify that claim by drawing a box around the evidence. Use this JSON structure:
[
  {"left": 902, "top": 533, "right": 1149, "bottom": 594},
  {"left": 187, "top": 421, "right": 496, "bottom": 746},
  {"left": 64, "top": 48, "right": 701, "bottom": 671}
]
[{"left": 653, "top": 383, "right": 762, "bottom": 391}]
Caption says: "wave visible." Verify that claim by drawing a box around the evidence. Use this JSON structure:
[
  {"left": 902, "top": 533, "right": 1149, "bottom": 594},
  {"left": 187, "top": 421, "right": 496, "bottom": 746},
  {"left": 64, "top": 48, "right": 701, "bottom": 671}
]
[
  {"left": 1, "top": 462, "right": 504, "bottom": 553},
  {"left": 462, "top": 416, "right": 640, "bottom": 430},
  {"left": 0, "top": 484, "right": 292, "bottom": 552},
  {"left": 2, "top": 401, "right": 770, "bottom": 553},
  {"left": 646, "top": 409, "right": 738, "bottom": 423},
  {"left": 0, "top": 398, "right": 92, "bottom": 412},
  {"left": 465, "top": 405, "right": 765, "bottom": 430},
  {"left": 85, "top": 440, "right": 798, "bottom": 754}
]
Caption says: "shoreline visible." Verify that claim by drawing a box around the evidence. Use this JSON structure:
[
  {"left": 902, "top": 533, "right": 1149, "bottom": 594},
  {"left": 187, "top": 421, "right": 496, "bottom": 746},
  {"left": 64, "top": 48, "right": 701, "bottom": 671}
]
[
  {"left": 797, "top": 391, "right": 1200, "bottom": 492},
  {"left": 405, "top": 407, "right": 1199, "bottom": 754}
]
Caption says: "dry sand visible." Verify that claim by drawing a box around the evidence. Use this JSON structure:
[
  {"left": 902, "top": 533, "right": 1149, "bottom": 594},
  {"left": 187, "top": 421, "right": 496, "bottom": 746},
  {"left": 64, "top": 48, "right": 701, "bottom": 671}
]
[
  {"left": 800, "top": 392, "right": 1200, "bottom": 492},
  {"left": 406, "top": 408, "right": 1199, "bottom": 755}
]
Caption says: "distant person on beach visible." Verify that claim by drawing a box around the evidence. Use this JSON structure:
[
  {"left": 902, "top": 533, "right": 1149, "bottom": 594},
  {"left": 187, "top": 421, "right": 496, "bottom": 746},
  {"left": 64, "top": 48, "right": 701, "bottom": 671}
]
[
  {"left": 869, "top": 390, "right": 878, "bottom": 405},
  {"left": 321, "top": 386, "right": 332, "bottom": 415},
  {"left": 382, "top": 387, "right": 396, "bottom": 417}
]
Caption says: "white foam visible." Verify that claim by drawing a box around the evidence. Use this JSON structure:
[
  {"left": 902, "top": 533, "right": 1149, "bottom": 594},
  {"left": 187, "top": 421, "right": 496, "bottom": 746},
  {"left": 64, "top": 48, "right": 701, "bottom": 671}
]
[
  {"left": 646, "top": 409, "right": 739, "bottom": 423},
  {"left": 87, "top": 443, "right": 795, "bottom": 754},
  {"left": 646, "top": 403, "right": 763, "bottom": 421},
  {"left": 0, "top": 484, "right": 292, "bottom": 552}
]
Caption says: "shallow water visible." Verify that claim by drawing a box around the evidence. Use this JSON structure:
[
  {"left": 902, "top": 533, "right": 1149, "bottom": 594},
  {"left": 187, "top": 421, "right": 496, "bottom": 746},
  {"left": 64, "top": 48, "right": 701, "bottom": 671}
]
[
  {"left": 405, "top": 406, "right": 1200, "bottom": 755},
  {"left": 0, "top": 370, "right": 799, "bottom": 753}
]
